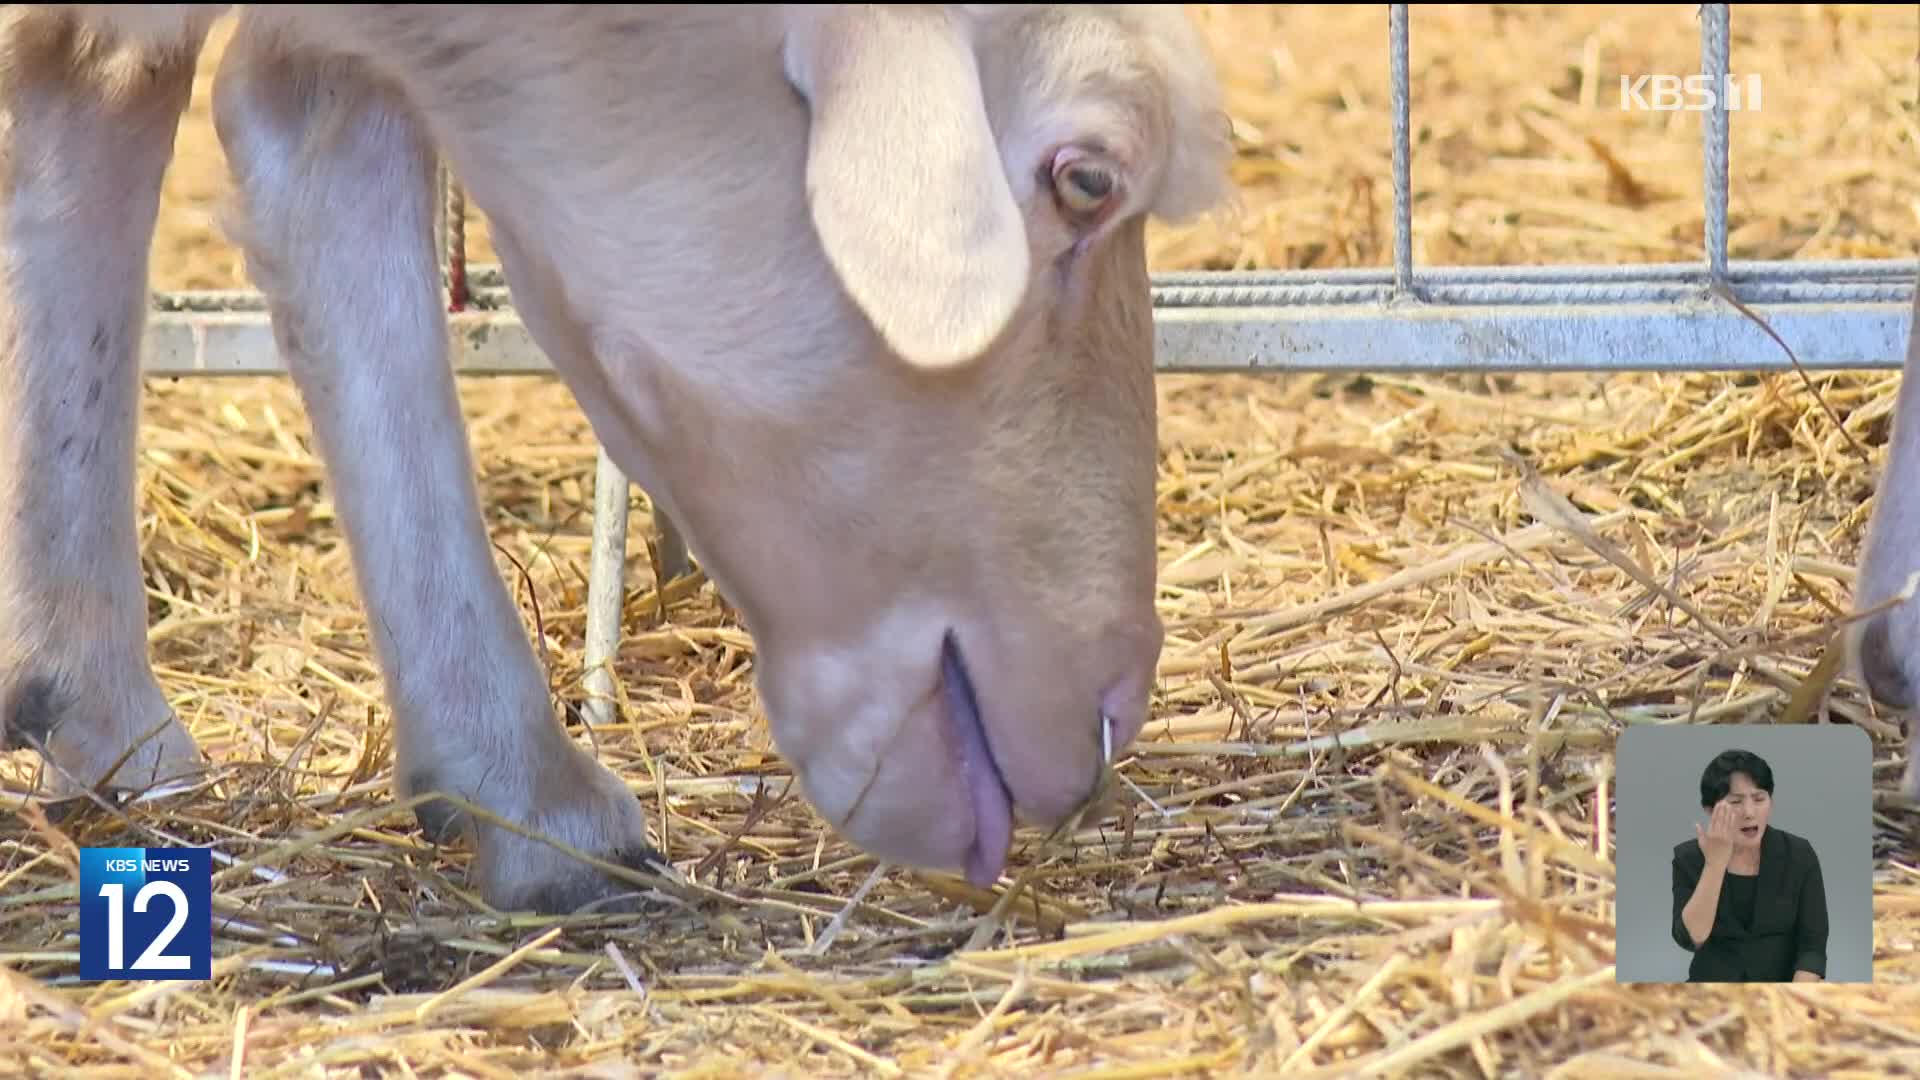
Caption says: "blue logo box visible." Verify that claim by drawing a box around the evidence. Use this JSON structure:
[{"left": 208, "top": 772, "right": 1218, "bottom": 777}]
[{"left": 79, "top": 847, "right": 212, "bottom": 981}]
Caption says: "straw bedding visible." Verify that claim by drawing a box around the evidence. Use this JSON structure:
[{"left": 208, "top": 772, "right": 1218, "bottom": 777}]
[{"left": 4, "top": 3, "right": 1920, "bottom": 1076}]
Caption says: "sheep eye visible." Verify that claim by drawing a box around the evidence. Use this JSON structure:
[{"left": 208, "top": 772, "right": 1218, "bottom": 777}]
[{"left": 1053, "top": 160, "right": 1117, "bottom": 218}]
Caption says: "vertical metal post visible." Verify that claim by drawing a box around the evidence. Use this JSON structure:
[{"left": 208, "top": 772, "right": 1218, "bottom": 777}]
[
  {"left": 446, "top": 182, "right": 469, "bottom": 313},
  {"left": 1700, "top": 2, "right": 1731, "bottom": 282},
  {"left": 436, "top": 162, "right": 471, "bottom": 313},
  {"left": 1389, "top": 4, "right": 1413, "bottom": 297},
  {"left": 582, "top": 451, "right": 693, "bottom": 727},
  {"left": 582, "top": 446, "right": 632, "bottom": 728},
  {"left": 433, "top": 163, "right": 450, "bottom": 286}
]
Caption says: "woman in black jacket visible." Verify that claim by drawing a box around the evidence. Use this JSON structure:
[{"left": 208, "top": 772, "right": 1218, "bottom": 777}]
[{"left": 1670, "top": 748, "right": 1829, "bottom": 982}]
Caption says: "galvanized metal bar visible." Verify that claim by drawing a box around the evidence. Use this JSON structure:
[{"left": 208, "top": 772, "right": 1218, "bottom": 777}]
[
  {"left": 415, "top": 258, "right": 1917, "bottom": 305},
  {"left": 582, "top": 445, "right": 631, "bottom": 728},
  {"left": 1153, "top": 300, "right": 1910, "bottom": 373},
  {"left": 1701, "top": 2, "right": 1731, "bottom": 281},
  {"left": 139, "top": 278, "right": 1914, "bottom": 377},
  {"left": 443, "top": 277, "right": 1910, "bottom": 313},
  {"left": 168, "top": 258, "right": 1920, "bottom": 304},
  {"left": 1389, "top": 3, "right": 1413, "bottom": 296},
  {"left": 445, "top": 258, "right": 1919, "bottom": 294},
  {"left": 1152, "top": 279, "right": 1910, "bottom": 309},
  {"left": 1145, "top": 258, "right": 1920, "bottom": 289}
]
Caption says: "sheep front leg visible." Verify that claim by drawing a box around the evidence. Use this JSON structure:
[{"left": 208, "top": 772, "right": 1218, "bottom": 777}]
[
  {"left": 0, "top": 11, "right": 207, "bottom": 796},
  {"left": 211, "top": 26, "right": 664, "bottom": 913}
]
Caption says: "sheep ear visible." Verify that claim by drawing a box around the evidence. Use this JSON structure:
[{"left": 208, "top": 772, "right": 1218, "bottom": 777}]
[{"left": 783, "top": 6, "right": 1030, "bottom": 371}]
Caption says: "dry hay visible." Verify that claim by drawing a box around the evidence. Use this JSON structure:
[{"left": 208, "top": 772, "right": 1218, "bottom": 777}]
[{"left": 5, "top": 3, "right": 1920, "bottom": 1077}]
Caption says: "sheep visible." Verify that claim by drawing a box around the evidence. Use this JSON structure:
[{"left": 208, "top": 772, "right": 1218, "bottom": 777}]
[
  {"left": 0, "top": 4, "right": 1234, "bottom": 913},
  {"left": 1848, "top": 286, "right": 1920, "bottom": 795}
]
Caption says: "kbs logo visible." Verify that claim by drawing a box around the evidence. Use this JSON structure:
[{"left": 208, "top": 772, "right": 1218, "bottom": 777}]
[
  {"left": 1620, "top": 74, "right": 1763, "bottom": 112},
  {"left": 79, "top": 847, "right": 212, "bottom": 981}
]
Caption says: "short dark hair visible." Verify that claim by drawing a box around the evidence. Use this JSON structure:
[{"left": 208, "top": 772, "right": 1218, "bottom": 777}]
[{"left": 1700, "top": 748, "right": 1775, "bottom": 809}]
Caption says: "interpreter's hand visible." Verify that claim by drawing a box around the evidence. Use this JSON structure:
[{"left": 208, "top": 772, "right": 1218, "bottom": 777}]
[{"left": 1695, "top": 801, "right": 1736, "bottom": 868}]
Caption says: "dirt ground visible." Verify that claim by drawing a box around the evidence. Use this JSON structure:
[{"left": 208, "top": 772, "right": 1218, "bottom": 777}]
[{"left": 8, "top": 4, "right": 1920, "bottom": 1077}]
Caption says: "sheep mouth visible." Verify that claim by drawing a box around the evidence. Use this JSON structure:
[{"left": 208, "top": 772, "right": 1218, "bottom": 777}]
[{"left": 942, "top": 630, "right": 1013, "bottom": 887}]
